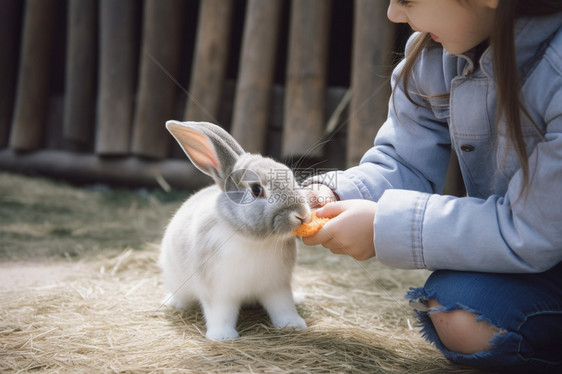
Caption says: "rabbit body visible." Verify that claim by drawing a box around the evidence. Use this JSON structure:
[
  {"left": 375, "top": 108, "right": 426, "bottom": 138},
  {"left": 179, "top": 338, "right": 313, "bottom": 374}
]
[{"left": 160, "top": 121, "right": 309, "bottom": 340}]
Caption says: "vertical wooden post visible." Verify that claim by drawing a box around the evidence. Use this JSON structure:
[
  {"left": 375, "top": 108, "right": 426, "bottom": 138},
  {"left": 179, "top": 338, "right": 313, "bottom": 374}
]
[
  {"left": 9, "top": 0, "right": 58, "bottom": 151},
  {"left": 230, "top": 0, "right": 282, "bottom": 154},
  {"left": 184, "top": 0, "right": 233, "bottom": 123},
  {"left": 96, "top": 0, "right": 138, "bottom": 155},
  {"left": 0, "top": 0, "right": 23, "bottom": 148},
  {"left": 63, "top": 0, "right": 97, "bottom": 149},
  {"left": 281, "top": 0, "right": 331, "bottom": 159},
  {"left": 347, "top": 0, "right": 396, "bottom": 167},
  {"left": 131, "top": 0, "right": 183, "bottom": 159}
]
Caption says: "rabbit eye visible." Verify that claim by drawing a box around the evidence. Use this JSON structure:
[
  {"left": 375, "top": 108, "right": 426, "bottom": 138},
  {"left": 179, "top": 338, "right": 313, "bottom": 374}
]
[{"left": 250, "top": 183, "right": 265, "bottom": 198}]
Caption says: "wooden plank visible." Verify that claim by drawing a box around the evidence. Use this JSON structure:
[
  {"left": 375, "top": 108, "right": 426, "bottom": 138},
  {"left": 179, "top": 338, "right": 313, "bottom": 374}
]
[
  {"left": 96, "top": 0, "right": 139, "bottom": 155},
  {"left": 0, "top": 0, "right": 23, "bottom": 149},
  {"left": 282, "top": 0, "right": 331, "bottom": 158},
  {"left": 230, "top": 0, "right": 282, "bottom": 154},
  {"left": 183, "top": 0, "right": 233, "bottom": 123},
  {"left": 347, "top": 0, "right": 396, "bottom": 167},
  {"left": 131, "top": 0, "right": 183, "bottom": 159},
  {"left": 0, "top": 149, "right": 209, "bottom": 190},
  {"left": 9, "top": 0, "right": 58, "bottom": 151},
  {"left": 63, "top": 0, "right": 97, "bottom": 149},
  {"left": 268, "top": 85, "right": 349, "bottom": 169}
]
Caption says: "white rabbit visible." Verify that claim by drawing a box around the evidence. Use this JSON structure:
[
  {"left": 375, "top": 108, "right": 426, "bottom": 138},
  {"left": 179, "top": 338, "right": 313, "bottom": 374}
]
[{"left": 160, "top": 121, "right": 309, "bottom": 340}]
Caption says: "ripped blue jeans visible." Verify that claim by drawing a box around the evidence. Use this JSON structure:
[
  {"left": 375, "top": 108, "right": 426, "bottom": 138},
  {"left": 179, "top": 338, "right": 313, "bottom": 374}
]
[{"left": 407, "top": 262, "right": 562, "bottom": 373}]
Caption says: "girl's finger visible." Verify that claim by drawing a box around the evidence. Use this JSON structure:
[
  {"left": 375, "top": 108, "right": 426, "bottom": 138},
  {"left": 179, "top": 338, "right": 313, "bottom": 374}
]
[
  {"left": 301, "top": 222, "right": 334, "bottom": 246},
  {"left": 325, "top": 240, "right": 346, "bottom": 255},
  {"left": 315, "top": 201, "right": 348, "bottom": 218}
]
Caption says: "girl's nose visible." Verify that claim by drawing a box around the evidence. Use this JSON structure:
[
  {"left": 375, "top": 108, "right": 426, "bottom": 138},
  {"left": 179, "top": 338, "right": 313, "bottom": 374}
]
[{"left": 387, "top": 1, "right": 408, "bottom": 24}]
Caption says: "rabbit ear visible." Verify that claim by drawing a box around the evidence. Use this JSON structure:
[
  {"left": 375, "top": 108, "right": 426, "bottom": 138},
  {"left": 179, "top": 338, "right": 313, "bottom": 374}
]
[{"left": 166, "top": 121, "right": 245, "bottom": 184}]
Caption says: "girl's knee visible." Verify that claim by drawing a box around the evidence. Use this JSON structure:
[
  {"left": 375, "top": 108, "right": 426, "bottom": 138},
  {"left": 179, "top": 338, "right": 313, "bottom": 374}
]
[{"left": 427, "top": 299, "right": 501, "bottom": 355}]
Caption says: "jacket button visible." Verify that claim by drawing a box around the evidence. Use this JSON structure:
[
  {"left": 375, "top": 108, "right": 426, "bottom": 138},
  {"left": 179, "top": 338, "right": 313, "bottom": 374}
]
[{"left": 460, "top": 144, "right": 475, "bottom": 152}]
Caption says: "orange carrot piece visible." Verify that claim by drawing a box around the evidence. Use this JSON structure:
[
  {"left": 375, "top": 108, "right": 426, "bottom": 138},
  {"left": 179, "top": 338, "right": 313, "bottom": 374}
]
[{"left": 293, "top": 211, "right": 330, "bottom": 237}]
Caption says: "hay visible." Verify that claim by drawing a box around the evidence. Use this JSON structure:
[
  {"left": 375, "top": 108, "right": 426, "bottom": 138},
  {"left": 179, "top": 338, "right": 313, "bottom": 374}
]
[
  {"left": 0, "top": 173, "right": 488, "bottom": 373},
  {"left": 0, "top": 172, "right": 189, "bottom": 261}
]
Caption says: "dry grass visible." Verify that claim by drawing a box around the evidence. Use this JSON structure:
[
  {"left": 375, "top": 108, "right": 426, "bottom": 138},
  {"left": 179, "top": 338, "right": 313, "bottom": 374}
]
[{"left": 0, "top": 172, "right": 488, "bottom": 373}]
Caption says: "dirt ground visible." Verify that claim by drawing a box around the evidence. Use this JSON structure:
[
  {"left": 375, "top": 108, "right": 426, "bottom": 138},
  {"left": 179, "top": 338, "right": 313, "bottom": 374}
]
[{"left": 0, "top": 172, "right": 489, "bottom": 373}]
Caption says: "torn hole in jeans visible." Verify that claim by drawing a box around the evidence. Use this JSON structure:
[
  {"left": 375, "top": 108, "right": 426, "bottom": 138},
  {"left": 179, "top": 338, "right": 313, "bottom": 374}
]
[{"left": 406, "top": 287, "right": 507, "bottom": 349}]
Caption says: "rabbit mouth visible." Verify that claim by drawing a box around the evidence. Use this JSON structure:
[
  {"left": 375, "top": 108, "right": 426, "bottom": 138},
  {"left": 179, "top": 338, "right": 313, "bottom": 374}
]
[{"left": 272, "top": 209, "right": 309, "bottom": 236}]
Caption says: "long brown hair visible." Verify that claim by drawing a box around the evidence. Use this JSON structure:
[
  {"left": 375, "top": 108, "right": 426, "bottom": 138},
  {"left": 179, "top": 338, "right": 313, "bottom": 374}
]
[{"left": 395, "top": 0, "right": 562, "bottom": 199}]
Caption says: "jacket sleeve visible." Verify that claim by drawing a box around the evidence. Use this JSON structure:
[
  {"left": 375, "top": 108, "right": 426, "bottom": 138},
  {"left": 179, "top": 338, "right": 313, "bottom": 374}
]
[
  {"left": 317, "top": 50, "right": 452, "bottom": 202},
  {"left": 376, "top": 53, "right": 562, "bottom": 273}
]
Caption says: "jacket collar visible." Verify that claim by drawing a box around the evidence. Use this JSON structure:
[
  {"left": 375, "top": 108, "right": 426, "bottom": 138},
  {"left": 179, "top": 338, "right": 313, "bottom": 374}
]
[{"left": 451, "top": 13, "right": 562, "bottom": 79}]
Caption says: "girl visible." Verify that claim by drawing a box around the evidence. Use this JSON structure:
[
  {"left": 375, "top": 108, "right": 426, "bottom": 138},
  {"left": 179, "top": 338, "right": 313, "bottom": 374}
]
[{"left": 304, "top": 0, "right": 562, "bottom": 372}]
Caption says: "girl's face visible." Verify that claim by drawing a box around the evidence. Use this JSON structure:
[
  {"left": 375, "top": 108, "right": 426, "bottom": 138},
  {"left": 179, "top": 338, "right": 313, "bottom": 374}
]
[{"left": 387, "top": 0, "right": 498, "bottom": 55}]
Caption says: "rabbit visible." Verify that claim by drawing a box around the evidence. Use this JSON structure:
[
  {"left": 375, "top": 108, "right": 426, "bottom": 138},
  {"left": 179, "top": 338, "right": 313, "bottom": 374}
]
[{"left": 160, "top": 120, "right": 310, "bottom": 340}]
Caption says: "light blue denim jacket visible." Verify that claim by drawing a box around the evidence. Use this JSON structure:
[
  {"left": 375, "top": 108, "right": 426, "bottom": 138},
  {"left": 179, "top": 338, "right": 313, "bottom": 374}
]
[{"left": 315, "top": 14, "right": 562, "bottom": 273}]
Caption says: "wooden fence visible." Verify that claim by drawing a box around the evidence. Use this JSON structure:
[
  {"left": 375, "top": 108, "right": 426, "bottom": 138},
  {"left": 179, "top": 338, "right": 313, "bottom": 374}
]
[{"left": 0, "top": 0, "right": 417, "bottom": 191}]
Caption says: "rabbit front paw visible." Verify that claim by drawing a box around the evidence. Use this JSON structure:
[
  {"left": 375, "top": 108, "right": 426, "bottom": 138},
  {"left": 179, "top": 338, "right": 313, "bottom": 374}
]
[
  {"left": 271, "top": 314, "right": 307, "bottom": 331},
  {"left": 205, "top": 326, "right": 240, "bottom": 341},
  {"left": 262, "top": 289, "right": 307, "bottom": 331},
  {"left": 202, "top": 301, "right": 240, "bottom": 340},
  {"left": 163, "top": 293, "right": 193, "bottom": 310}
]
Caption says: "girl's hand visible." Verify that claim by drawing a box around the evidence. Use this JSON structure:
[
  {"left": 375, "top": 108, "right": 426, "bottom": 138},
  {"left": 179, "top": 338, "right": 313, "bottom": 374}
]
[
  {"left": 302, "top": 200, "right": 377, "bottom": 261},
  {"left": 303, "top": 183, "right": 338, "bottom": 209}
]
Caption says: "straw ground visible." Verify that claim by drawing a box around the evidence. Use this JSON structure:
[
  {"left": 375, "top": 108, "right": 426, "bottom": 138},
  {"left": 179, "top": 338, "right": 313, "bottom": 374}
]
[{"left": 0, "top": 172, "right": 488, "bottom": 373}]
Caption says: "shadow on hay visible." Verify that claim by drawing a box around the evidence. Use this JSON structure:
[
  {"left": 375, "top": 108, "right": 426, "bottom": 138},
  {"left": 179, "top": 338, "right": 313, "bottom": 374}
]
[
  {"left": 163, "top": 303, "right": 278, "bottom": 339},
  {"left": 160, "top": 304, "right": 480, "bottom": 373}
]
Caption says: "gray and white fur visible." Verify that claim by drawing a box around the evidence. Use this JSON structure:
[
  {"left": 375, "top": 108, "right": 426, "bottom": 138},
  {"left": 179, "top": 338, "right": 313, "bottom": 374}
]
[{"left": 160, "top": 121, "right": 309, "bottom": 340}]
